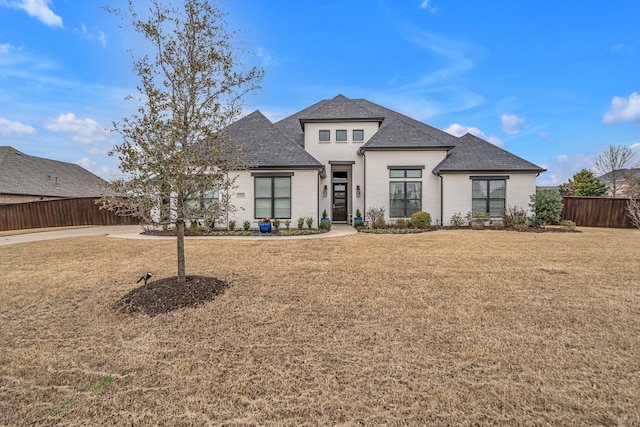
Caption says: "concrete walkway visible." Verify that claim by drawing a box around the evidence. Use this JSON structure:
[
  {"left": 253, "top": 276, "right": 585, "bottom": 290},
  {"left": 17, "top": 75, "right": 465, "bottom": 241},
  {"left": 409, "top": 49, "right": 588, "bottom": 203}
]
[{"left": 0, "top": 224, "right": 357, "bottom": 246}]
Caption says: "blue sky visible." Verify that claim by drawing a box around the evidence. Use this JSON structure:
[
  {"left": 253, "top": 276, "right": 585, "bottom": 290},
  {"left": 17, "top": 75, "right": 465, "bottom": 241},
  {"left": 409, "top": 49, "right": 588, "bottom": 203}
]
[{"left": 1, "top": 0, "right": 639, "bottom": 185}]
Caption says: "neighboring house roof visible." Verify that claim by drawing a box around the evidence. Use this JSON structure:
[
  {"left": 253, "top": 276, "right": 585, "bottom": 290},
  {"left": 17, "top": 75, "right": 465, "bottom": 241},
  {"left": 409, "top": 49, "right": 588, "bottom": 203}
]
[
  {"left": 227, "top": 111, "right": 323, "bottom": 169},
  {"left": 597, "top": 168, "right": 640, "bottom": 182},
  {"left": 0, "top": 146, "right": 107, "bottom": 198},
  {"left": 433, "top": 134, "right": 546, "bottom": 174}
]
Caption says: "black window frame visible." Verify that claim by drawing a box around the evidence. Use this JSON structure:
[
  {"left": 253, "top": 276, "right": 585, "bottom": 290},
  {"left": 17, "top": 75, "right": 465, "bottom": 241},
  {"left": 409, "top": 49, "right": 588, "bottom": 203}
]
[
  {"left": 353, "top": 129, "right": 364, "bottom": 142},
  {"left": 471, "top": 178, "right": 506, "bottom": 217},
  {"left": 319, "top": 129, "right": 330, "bottom": 142},
  {"left": 253, "top": 175, "right": 292, "bottom": 219},
  {"left": 389, "top": 181, "right": 422, "bottom": 218},
  {"left": 335, "top": 129, "right": 347, "bottom": 142}
]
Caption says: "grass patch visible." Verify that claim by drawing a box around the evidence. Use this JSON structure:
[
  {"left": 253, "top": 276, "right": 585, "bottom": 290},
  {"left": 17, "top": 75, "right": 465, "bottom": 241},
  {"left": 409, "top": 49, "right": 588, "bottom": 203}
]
[
  {"left": 90, "top": 376, "right": 114, "bottom": 393},
  {"left": 1, "top": 228, "right": 639, "bottom": 425}
]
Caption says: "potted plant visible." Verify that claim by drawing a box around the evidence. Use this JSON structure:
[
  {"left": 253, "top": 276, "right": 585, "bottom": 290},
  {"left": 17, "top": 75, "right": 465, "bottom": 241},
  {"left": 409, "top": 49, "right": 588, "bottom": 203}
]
[
  {"left": 320, "top": 209, "right": 331, "bottom": 228},
  {"left": 259, "top": 216, "right": 272, "bottom": 233},
  {"left": 353, "top": 208, "right": 363, "bottom": 226}
]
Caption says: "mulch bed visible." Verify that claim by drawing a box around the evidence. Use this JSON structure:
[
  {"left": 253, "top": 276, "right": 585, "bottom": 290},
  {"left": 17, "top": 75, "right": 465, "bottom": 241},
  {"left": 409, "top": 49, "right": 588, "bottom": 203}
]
[{"left": 114, "top": 275, "right": 229, "bottom": 316}]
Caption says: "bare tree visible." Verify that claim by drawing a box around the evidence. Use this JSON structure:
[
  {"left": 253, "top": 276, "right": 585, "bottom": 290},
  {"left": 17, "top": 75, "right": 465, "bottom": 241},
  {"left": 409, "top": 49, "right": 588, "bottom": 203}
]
[
  {"left": 627, "top": 197, "right": 640, "bottom": 229},
  {"left": 593, "top": 145, "right": 637, "bottom": 197},
  {"left": 100, "top": 0, "right": 263, "bottom": 283}
]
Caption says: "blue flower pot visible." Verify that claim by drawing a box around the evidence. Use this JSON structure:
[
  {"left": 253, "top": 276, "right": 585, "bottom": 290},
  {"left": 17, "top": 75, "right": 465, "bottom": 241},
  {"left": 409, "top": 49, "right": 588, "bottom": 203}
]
[{"left": 259, "top": 222, "right": 272, "bottom": 233}]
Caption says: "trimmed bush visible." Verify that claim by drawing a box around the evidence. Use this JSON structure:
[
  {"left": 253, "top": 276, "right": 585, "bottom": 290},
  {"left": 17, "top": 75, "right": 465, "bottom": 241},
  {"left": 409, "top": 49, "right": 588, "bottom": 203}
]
[
  {"left": 319, "top": 219, "right": 332, "bottom": 231},
  {"left": 395, "top": 218, "right": 408, "bottom": 229},
  {"left": 410, "top": 211, "right": 432, "bottom": 229},
  {"left": 243, "top": 220, "right": 250, "bottom": 231},
  {"left": 530, "top": 190, "right": 563, "bottom": 227},
  {"left": 450, "top": 212, "right": 465, "bottom": 227}
]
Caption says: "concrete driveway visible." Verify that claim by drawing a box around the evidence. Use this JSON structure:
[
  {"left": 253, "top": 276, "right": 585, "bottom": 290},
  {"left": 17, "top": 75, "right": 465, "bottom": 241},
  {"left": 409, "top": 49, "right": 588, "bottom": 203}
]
[{"left": 0, "top": 224, "right": 356, "bottom": 246}]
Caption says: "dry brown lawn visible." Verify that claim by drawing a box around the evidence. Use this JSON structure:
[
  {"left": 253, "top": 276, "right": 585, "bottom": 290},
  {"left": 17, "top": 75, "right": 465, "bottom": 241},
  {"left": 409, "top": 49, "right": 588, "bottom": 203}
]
[{"left": 0, "top": 228, "right": 638, "bottom": 425}]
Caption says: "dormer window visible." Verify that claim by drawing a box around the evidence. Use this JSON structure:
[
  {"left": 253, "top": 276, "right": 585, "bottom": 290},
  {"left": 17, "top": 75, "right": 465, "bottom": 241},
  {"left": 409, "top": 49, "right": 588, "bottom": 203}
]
[
  {"left": 336, "top": 129, "right": 347, "bottom": 142},
  {"left": 319, "top": 130, "right": 330, "bottom": 142}
]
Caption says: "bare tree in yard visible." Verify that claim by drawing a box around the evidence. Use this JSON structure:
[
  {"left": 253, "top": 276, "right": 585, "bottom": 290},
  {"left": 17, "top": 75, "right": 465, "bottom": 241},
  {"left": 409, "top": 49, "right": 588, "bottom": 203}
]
[
  {"left": 100, "top": 0, "right": 263, "bottom": 283},
  {"left": 593, "top": 145, "right": 637, "bottom": 197}
]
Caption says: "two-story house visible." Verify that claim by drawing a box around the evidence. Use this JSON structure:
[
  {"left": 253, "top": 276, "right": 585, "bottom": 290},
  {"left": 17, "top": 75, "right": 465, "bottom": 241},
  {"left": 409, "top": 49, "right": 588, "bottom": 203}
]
[{"left": 225, "top": 94, "right": 546, "bottom": 226}]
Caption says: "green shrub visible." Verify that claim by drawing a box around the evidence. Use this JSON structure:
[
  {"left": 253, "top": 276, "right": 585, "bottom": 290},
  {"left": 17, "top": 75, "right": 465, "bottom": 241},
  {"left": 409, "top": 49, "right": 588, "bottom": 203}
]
[
  {"left": 395, "top": 218, "right": 408, "bottom": 229},
  {"left": 410, "top": 211, "right": 431, "bottom": 229},
  {"left": 285, "top": 219, "right": 291, "bottom": 230},
  {"left": 305, "top": 216, "right": 314, "bottom": 229},
  {"left": 353, "top": 219, "right": 364, "bottom": 228},
  {"left": 204, "top": 218, "right": 215, "bottom": 230},
  {"left": 560, "top": 219, "right": 576, "bottom": 231},
  {"left": 190, "top": 220, "right": 198, "bottom": 231},
  {"left": 273, "top": 218, "right": 281, "bottom": 230},
  {"left": 297, "top": 217, "right": 305, "bottom": 230},
  {"left": 319, "top": 219, "right": 332, "bottom": 230},
  {"left": 450, "top": 212, "right": 465, "bottom": 227},
  {"left": 321, "top": 209, "right": 328, "bottom": 219},
  {"left": 228, "top": 220, "right": 236, "bottom": 231},
  {"left": 355, "top": 208, "right": 362, "bottom": 218},
  {"left": 243, "top": 220, "right": 250, "bottom": 231},
  {"left": 530, "top": 190, "right": 563, "bottom": 227}
]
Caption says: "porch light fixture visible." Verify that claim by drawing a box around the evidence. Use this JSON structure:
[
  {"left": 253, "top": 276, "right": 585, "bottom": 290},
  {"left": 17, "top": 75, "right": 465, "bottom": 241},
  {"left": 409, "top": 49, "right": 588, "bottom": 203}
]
[
  {"left": 356, "top": 185, "right": 361, "bottom": 197},
  {"left": 323, "top": 185, "right": 328, "bottom": 197}
]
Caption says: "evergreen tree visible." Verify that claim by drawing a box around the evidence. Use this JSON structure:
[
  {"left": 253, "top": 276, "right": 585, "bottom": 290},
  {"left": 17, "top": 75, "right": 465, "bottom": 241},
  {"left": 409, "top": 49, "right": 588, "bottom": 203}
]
[{"left": 559, "top": 169, "right": 607, "bottom": 197}]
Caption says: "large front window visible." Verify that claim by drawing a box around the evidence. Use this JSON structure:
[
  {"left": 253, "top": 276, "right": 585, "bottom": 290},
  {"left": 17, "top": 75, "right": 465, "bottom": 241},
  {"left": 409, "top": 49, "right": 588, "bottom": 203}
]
[
  {"left": 255, "top": 177, "right": 291, "bottom": 219},
  {"left": 390, "top": 182, "right": 422, "bottom": 218},
  {"left": 472, "top": 179, "right": 505, "bottom": 217}
]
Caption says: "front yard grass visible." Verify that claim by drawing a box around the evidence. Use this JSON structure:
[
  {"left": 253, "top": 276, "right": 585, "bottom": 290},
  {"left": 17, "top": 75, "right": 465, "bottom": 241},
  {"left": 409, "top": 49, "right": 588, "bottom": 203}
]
[{"left": 0, "top": 228, "right": 638, "bottom": 425}]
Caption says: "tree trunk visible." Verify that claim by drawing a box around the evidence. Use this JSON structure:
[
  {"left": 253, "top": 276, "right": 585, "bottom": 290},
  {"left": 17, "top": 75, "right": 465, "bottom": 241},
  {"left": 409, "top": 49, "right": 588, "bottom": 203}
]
[{"left": 176, "top": 219, "right": 186, "bottom": 283}]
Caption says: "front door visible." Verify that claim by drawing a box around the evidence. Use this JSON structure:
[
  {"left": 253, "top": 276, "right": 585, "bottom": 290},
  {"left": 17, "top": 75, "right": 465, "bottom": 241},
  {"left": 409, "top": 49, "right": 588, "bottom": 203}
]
[{"left": 333, "top": 183, "right": 347, "bottom": 222}]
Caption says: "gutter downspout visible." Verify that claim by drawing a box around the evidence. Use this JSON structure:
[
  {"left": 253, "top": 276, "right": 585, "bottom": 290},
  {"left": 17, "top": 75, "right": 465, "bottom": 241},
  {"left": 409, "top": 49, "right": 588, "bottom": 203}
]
[{"left": 438, "top": 173, "right": 443, "bottom": 226}]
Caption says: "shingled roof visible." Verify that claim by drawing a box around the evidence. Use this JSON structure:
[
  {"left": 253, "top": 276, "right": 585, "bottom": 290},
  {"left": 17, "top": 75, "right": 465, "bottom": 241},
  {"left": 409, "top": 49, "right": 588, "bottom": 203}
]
[
  {"left": 240, "top": 95, "right": 544, "bottom": 174},
  {"left": 432, "top": 134, "right": 546, "bottom": 173},
  {"left": 0, "top": 146, "right": 107, "bottom": 198},
  {"left": 227, "top": 111, "right": 323, "bottom": 168},
  {"left": 361, "top": 115, "right": 454, "bottom": 150}
]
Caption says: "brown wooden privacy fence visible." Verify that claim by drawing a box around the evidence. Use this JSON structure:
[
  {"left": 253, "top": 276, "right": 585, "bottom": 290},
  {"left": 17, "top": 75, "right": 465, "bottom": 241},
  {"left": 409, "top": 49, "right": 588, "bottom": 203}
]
[
  {"left": 561, "top": 196, "right": 636, "bottom": 228},
  {"left": 0, "top": 197, "right": 138, "bottom": 231}
]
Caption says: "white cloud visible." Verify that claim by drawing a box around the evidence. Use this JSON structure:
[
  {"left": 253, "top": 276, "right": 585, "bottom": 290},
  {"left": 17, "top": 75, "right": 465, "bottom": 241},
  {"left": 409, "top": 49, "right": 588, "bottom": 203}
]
[
  {"left": 75, "top": 157, "right": 114, "bottom": 178},
  {"left": 46, "top": 113, "right": 110, "bottom": 144},
  {"left": 554, "top": 154, "right": 568, "bottom": 163},
  {"left": 256, "top": 47, "right": 278, "bottom": 67},
  {"left": 0, "top": 117, "right": 37, "bottom": 136},
  {"left": 612, "top": 43, "right": 634, "bottom": 53},
  {"left": 603, "top": 92, "right": 640, "bottom": 124},
  {"left": 500, "top": 113, "right": 524, "bottom": 135},
  {"left": 445, "top": 123, "right": 504, "bottom": 147},
  {"left": 538, "top": 131, "right": 555, "bottom": 142},
  {"left": 0, "top": 43, "right": 11, "bottom": 54},
  {"left": 419, "top": 0, "right": 437, "bottom": 13},
  {"left": 6, "top": 0, "right": 63, "bottom": 27},
  {"left": 76, "top": 22, "right": 107, "bottom": 47}
]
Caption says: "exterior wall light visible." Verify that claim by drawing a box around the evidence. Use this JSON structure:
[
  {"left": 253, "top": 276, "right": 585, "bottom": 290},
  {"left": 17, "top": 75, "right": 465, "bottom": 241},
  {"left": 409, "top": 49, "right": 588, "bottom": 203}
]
[
  {"left": 323, "top": 185, "right": 328, "bottom": 197},
  {"left": 356, "top": 185, "right": 361, "bottom": 197}
]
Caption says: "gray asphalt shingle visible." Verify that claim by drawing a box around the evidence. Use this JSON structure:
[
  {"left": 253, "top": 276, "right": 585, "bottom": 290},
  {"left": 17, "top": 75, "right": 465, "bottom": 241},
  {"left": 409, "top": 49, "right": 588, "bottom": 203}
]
[
  {"left": 227, "top": 111, "right": 323, "bottom": 168},
  {"left": 432, "top": 133, "right": 546, "bottom": 173},
  {"left": 0, "top": 146, "right": 107, "bottom": 198}
]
